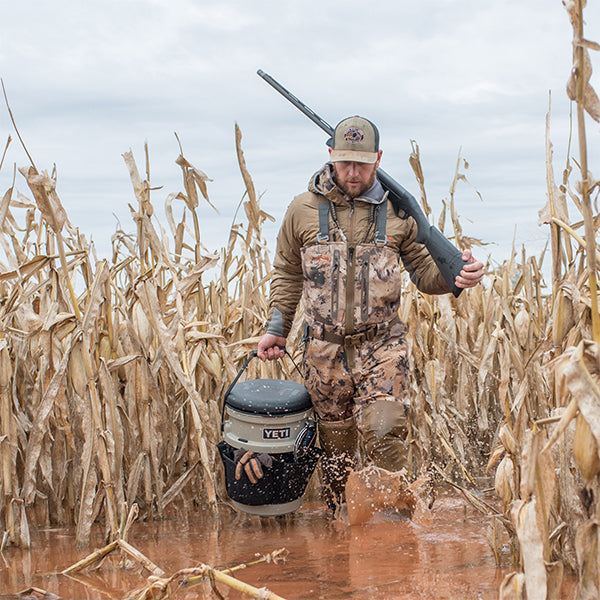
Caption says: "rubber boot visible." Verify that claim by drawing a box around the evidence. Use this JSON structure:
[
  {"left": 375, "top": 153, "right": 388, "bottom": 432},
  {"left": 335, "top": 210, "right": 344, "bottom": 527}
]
[
  {"left": 317, "top": 417, "right": 358, "bottom": 512},
  {"left": 360, "top": 401, "right": 409, "bottom": 472}
]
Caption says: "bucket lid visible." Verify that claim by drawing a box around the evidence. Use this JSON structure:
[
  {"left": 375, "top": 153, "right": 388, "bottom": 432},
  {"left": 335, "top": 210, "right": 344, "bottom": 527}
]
[{"left": 225, "top": 379, "right": 311, "bottom": 415}]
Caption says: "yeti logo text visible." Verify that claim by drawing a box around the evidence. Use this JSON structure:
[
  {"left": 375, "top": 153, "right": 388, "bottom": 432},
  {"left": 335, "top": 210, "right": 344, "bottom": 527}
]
[{"left": 263, "top": 427, "right": 291, "bottom": 440}]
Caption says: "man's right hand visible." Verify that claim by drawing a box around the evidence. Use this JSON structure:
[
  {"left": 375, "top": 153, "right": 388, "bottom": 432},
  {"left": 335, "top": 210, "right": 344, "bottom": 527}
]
[{"left": 257, "top": 334, "right": 287, "bottom": 361}]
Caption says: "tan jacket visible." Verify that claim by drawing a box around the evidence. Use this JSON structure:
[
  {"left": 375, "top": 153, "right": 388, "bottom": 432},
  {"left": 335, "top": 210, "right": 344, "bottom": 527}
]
[{"left": 267, "top": 164, "right": 450, "bottom": 337}]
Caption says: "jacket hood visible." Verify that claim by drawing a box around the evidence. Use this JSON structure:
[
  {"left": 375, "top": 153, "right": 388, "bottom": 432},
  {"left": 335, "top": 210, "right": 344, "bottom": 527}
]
[{"left": 309, "top": 163, "right": 387, "bottom": 206}]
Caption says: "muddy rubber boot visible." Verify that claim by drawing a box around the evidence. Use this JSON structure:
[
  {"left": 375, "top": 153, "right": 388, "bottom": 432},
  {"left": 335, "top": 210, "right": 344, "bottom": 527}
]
[
  {"left": 317, "top": 417, "right": 358, "bottom": 513},
  {"left": 346, "top": 466, "right": 416, "bottom": 524},
  {"left": 350, "top": 402, "right": 436, "bottom": 522},
  {"left": 360, "top": 401, "right": 409, "bottom": 472}
]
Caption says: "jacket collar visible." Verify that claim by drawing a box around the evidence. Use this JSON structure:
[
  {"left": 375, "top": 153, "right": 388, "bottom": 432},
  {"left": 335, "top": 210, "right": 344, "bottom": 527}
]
[{"left": 309, "top": 163, "right": 386, "bottom": 206}]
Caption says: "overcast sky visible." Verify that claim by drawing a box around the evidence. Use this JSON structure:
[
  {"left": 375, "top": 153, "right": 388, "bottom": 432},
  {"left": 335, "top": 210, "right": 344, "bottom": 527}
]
[{"left": 1, "top": 0, "right": 599, "bottom": 276}]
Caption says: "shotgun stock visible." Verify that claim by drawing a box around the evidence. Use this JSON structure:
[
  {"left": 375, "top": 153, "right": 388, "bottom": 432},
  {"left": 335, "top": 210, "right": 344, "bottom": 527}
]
[{"left": 257, "top": 69, "right": 467, "bottom": 297}]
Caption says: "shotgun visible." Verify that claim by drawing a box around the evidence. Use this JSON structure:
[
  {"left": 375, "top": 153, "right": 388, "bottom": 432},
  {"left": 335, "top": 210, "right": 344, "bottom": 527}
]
[{"left": 257, "top": 69, "right": 467, "bottom": 297}]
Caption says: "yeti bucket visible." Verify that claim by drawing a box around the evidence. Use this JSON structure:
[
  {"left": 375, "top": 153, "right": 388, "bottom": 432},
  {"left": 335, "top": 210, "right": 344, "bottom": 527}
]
[{"left": 218, "top": 350, "right": 321, "bottom": 516}]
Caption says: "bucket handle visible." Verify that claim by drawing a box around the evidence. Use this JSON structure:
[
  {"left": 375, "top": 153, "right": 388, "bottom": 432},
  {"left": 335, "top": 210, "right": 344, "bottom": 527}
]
[{"left": 220, "top": 348, "right": 303, "bottom": 433}]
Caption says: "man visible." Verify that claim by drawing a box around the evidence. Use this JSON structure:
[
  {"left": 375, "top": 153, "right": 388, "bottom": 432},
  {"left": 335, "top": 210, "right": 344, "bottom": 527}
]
[{"left": 256, "top": 116, "right": 484, "bottom": 509}]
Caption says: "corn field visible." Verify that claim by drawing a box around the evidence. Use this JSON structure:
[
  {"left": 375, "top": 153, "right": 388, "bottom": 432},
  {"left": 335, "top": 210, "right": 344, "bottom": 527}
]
[{"left": 0, "top": 2, "right": 599, "bottom": 598}]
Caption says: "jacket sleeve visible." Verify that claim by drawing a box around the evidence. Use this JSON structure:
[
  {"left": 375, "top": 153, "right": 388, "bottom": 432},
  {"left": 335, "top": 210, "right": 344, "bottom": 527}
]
[
  {"left": 399, "top": 216, "right": 451, "bottom": 295},
  {"left": 266, "top": 199, "right": 306, "bottom": 337}
]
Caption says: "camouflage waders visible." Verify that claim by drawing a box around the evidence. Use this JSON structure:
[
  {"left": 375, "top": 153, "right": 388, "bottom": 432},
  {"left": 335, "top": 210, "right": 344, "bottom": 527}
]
[{"left": 301, "top": 200, "right": 411, "bottom": 506}]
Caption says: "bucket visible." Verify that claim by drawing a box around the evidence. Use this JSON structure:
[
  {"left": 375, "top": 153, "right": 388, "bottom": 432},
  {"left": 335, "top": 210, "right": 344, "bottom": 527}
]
[{"left": 218, "top": 351, "right": 321, "bottom": 516}]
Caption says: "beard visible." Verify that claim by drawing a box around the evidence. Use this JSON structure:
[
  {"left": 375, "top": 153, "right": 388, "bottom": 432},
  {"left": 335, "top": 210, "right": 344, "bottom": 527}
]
[{"left": 334, "top": 165, "right": 377, "bottom": 199}]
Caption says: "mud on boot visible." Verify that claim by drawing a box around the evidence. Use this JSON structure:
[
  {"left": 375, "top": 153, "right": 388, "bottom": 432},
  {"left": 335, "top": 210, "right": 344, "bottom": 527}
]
[
  {"left": 345, "top": 465, "right": 435, "bottom": 525},
  {"left": 317, "top": 417, "right": 358, "bottom": 516}
]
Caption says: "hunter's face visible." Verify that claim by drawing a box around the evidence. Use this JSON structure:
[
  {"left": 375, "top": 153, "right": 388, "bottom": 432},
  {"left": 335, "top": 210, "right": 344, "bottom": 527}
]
[{"left": 330, "top": 150, "right": 382, "bottom": 199}]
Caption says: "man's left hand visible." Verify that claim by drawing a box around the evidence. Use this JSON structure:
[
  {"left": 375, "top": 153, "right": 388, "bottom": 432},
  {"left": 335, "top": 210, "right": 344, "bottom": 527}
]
[{"left": 455, "top": 249, "right": 484, "bottom": 289}]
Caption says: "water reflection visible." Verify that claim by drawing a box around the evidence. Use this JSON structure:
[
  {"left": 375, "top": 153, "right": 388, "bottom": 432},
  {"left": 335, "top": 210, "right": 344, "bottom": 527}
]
[{"left": 0, "top": 490, "right": 509, "bottom": 599}]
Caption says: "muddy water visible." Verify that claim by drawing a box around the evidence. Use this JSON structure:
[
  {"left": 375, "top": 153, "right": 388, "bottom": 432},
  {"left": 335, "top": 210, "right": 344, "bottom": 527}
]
[{"left": 0, "top": 489, "right": 572, "bottom": 599}]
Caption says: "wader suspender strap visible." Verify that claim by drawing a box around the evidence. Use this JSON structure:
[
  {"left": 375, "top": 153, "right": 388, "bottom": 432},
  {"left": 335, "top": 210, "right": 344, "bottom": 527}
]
[
  {"left": 317, "top": 202, "right": 330, "bottom": 242},
  {"left": 319, "top": 196, "right": 387, "bottom": 244},
  {"left": 375, "top": 199, "right": 388, "bottom": 246}
]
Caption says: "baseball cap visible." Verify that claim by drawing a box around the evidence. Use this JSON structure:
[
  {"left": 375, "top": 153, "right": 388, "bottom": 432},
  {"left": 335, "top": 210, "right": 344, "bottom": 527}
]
[{"left": 329, "top": 116, "right": 380, "bottom": 164}]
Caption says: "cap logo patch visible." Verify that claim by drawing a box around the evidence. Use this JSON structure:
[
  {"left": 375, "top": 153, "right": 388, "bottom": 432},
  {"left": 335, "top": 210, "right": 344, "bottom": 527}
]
[{"left": 343, "top": 127, "right": 364, "bottom": 144}]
